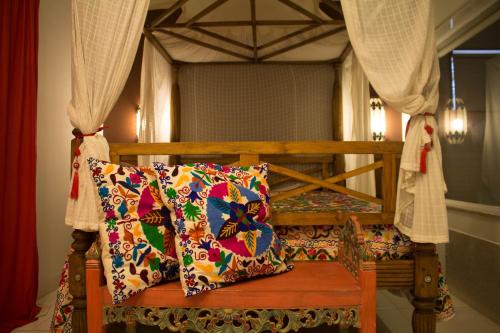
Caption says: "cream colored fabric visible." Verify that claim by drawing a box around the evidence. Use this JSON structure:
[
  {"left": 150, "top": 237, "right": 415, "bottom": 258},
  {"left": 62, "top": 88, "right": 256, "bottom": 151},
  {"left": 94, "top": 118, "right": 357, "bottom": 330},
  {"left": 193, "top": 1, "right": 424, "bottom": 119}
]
[
  {"left": 341, "top": 0, "right": 448, "bottom": 243},
  {"left": 481, "top": 56, "right": 500, "bottom": 205},
  {"left": 177, "top": 64, "right": 334, "bottom": 141},
  {"left": 65, "top": 0, "right": 149, "bottom": 231},
  {"left": 138, "top": 38, "right": 174, "bottom": 166},
  {"left": 341, "top": 52, "right": 375, "bottom": 196}
]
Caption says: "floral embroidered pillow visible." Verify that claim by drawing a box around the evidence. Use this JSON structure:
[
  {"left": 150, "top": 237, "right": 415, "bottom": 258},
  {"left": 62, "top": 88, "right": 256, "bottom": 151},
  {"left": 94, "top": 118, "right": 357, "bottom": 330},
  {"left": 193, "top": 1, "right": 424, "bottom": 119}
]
[
  {"left": 88, "top": 158, "right": 179, "bottom": 304},
  {"left": 153, "top": 162, "right": 291, "bottom": 296}
]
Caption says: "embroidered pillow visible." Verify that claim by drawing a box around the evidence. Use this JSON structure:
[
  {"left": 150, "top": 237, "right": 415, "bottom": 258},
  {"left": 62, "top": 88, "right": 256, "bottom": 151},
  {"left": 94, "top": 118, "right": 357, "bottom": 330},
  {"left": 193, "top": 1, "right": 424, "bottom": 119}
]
[
  {"left": 153, "top": 162, "right": 291, "bottom": 296},
  {"left": 88, "top": 158, "right": 179, "bottom": 304}
]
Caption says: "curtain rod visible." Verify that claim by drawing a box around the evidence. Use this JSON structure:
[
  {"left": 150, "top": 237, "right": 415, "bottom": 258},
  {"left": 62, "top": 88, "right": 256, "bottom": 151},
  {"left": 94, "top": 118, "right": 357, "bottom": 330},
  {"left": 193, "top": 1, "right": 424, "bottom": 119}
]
[{"left": 452, "top": 49, "right": 500, "bottom": 55}]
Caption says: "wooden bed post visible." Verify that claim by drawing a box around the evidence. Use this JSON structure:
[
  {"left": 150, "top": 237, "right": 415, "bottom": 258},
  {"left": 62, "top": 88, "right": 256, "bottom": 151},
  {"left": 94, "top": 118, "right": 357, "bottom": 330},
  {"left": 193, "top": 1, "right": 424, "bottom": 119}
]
[
  {"left": 69, "top": 230, "right": 95, "bottom": 333},
  {"left": 69, "top": 129, "right": 96, "bottom": 333},
  {"left": 332, "top": 63, "right": 345, "bottom": 181},
  {"left": 412, "top": 243, "right": 438, "bottom": 333},
  {"left": 170, "top": 65, "right": 181, "bottom": 165}
]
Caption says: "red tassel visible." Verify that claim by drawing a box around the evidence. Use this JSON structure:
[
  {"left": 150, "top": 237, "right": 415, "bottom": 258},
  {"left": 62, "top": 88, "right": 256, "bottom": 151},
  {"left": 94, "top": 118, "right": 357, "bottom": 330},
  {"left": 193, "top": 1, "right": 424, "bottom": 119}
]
[
  {"left": 70, "top": 170, "right": 79, "bottom": 199},
  {"left": 420, "top": 145, "right": 430, "bottom": 174}
]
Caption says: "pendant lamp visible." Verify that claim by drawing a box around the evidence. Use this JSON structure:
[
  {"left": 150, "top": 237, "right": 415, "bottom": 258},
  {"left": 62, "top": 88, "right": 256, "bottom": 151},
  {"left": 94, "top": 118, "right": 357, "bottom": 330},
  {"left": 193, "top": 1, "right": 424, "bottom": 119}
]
[{"left": 443, "top": 54, "right": 468, "bottom": 144}]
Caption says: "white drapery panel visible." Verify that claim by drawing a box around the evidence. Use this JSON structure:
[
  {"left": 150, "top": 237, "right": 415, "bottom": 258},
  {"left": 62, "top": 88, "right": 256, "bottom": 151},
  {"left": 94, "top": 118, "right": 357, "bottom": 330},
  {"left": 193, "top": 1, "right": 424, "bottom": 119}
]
[
  {"left": 341, "top": 52, "right": 375, "bottom": 196},
  {"left": 138, "top": 38, "right": 173, "bottom": 166},
  {"left": 340, "top": 0, "right": 448, "bottom": 243},
  {"left": 65, "top": 0, "right": 149, "bottom": 231},
  {"left": 482, "top": 56, "right": 500, "bottom": 204}
]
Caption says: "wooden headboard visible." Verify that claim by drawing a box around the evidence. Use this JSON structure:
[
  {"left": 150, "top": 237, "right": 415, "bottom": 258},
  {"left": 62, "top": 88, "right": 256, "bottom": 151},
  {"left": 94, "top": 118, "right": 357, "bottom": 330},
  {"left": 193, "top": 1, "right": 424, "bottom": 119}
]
[{"left": 109, "top": 140, "right": 403, "bottom": 218}]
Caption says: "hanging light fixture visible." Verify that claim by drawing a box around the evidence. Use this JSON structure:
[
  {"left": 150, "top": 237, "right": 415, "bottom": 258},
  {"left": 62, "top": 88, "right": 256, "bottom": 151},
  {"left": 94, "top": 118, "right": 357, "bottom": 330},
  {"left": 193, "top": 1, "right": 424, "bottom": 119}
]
[
  {"left": 443, "top": 54, "right": 468, "bottom": 144},
  {"left": 370, "top": 97, "right": 386, "bottom": 141}
]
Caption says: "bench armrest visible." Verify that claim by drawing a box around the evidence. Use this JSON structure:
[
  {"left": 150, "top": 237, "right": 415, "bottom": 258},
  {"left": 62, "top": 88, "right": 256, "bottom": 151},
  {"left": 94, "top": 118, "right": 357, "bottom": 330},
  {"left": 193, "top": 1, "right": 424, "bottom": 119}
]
[{"left": 339, "top": 216, "right": 376, "bottom": 280}]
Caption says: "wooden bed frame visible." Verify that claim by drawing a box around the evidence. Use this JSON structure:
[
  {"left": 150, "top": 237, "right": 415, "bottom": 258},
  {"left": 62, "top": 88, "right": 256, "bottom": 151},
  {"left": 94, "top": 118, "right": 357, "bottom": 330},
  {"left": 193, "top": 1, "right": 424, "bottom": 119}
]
[{"left": 68, "top": 140, "right": 439, "bottom": 333}]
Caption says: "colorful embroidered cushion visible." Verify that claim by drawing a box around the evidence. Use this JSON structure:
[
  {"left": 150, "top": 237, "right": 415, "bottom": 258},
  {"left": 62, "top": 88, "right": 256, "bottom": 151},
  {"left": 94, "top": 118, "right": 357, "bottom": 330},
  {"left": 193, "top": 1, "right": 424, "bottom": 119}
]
[
  {"left": 88, "top": 158, "right": 179, "bottom": 304},
  {"left": 153, "top": 162, "right": 291, "bottom": 296}
]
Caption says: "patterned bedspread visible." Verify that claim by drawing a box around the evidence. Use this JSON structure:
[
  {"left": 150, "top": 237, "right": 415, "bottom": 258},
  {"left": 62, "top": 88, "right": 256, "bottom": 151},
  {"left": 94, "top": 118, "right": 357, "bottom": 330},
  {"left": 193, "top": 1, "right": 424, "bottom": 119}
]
[
  {"left": 271, "top": 191, "right": 381, "bottom": 213},
  {"left": 274, "top": 224, "right": 454, "bottom": 321}
]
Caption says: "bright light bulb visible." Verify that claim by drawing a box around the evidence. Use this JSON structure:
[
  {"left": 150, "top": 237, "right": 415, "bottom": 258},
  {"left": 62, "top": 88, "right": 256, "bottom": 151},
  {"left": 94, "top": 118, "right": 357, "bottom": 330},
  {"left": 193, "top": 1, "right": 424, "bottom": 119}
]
[
  {"left": 136, "top": 107, "right": 141, "bottom": 138},
  {"left": 451, "top": 118, "right": 463, "bottom": 132}
]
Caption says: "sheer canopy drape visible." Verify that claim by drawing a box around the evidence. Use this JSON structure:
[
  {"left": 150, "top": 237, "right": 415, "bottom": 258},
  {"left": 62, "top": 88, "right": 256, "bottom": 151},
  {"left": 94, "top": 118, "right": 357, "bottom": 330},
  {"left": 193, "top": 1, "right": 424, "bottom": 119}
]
[
  {"left": 341, "top": 0, "right": 448, "bottom": 243},
  {"left": 481, "top": 56, "right": 500, "bottom": 205},
  {"left": 65, "top": 0, "right": 149, "bottom": 231},
  {"left": 341, "top": 52, "right": 375, "bottom": 196},
  {"left": 138, "top": 38, "right": 174, "bottom": 166}
]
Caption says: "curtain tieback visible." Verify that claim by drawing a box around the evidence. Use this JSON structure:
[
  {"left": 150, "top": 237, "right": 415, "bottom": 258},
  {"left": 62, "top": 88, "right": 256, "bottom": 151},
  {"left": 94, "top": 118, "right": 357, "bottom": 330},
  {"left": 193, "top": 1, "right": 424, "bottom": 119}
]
[
  {"left": 70, "top": 127, "right": 106, "bottom": 200},
  {"left": 405, "top": 113, "right": 434, "bottom": 174}
]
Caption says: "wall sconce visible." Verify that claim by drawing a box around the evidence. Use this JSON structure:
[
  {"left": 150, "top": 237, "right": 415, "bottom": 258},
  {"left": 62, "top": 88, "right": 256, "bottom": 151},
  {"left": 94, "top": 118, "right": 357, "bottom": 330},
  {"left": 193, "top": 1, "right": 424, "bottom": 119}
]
[
  {"left": 443, "top": 54, "right": 468, "bottom": 144},
  {"left": 370, "top": 98, "right": 386, "bottom": 141},
  {"left": 136, "top": 106, "right": 141, "bottom": 139}
]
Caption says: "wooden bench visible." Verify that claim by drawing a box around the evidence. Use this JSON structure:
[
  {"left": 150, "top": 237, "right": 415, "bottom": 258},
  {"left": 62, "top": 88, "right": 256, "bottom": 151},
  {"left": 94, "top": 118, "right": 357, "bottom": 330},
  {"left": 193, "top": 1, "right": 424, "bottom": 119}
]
[
  {"left": 69, "top": 141, "right": 439, "bottom": 333},
  {"left": 86, "top": 217, "right": 376, "bottom": 333}
]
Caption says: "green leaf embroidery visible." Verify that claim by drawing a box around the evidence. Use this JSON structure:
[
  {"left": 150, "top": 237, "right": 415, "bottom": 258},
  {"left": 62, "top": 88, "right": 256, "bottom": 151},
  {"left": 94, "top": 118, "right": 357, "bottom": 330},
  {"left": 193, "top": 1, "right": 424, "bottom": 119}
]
[
  {"left": 140, "top": 222, "right": 165, "bottom": 253},
  {"left": 149, "top": 179, "right": 159, "bottom": 189},
  {"left": 183, "top": 201, "right": 201, "bottom": 221},
  {"left": 166, "top": 188, "right": 176, "bottom": 199},
  {"left": 208, "top": 197, "right": 231, "bottom": 214},
  {"left": 149, "top": 257, "right": 160, "bottom": 271},
  {"left": 244, "top": 231, "right": 257, "bottom": 256}
]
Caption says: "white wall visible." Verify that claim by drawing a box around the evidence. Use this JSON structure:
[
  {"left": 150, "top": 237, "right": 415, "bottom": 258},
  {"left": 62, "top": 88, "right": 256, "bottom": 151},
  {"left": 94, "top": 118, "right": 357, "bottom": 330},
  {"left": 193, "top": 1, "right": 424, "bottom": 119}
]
[{"left": 37, "top": 0, "right": 73, "bottom": 297}]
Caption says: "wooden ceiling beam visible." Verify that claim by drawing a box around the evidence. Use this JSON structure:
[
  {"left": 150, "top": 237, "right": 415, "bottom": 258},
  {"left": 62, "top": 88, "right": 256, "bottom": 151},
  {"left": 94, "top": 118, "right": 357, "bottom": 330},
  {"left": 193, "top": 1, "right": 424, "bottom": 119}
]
[
  {"left": 250, "top": 0, "right": 258, "bottom": 60},
  {"left": 158, "top": 19, "right": 342, "bottom": 28},
  {"left": 185, "top": 0, "right": 229, "bottom": 27},
  {"left": 257, "top": 24, "right": 320, "bottom": 50},
  {"left": 191, "top": 27, "right": 253, "bottom": 51},
  {"left": 157, "top": 29, "right": 253, "bottom": 61},
  {"left": 277, "top": 0, "right": 323, "bottom": 24},
  {"left": 144, "top": 30, "right": 174, "bottom": 64},
  {"left": 150, "top": 0, "right": 190, "bottom": 29},
  {"left": 258, "top": 26, "right": 345, "bottom": 61}
]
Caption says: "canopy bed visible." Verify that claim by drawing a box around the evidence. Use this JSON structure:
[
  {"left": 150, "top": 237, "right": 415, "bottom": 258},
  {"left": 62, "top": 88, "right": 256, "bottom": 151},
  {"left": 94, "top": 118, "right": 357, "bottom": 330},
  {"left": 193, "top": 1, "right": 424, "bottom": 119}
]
[{"left": 57, "top": 1, "right": 450, "bottom": 332}]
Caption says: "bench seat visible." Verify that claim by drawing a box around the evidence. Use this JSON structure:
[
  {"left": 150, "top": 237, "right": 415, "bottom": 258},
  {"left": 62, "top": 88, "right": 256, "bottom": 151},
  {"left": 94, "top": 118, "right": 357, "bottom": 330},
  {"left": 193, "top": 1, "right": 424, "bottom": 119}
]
[
  {"left": 103, "top": 262, "right": 361, "bottom": 309},
  {"left": 86, "top": 218, "right": 376, "bottom": 333}
]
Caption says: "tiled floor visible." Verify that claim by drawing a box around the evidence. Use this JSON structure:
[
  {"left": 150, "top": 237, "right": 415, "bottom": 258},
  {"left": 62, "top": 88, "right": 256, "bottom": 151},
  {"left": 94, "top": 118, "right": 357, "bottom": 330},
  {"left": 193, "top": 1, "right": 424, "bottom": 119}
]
[
  {"left": 376, "top": 290, "right": 500, "bottom": 333},
  {"left": 12, "top": 290, "right": 500, "bottom": 332}
]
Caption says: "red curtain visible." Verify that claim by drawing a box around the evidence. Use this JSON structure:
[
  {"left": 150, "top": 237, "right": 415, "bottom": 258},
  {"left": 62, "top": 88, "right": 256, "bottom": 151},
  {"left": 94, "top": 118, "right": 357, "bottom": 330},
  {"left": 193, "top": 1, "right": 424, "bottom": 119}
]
[{"left": 0, "top": 0, "right": 40, "bottom": 332}]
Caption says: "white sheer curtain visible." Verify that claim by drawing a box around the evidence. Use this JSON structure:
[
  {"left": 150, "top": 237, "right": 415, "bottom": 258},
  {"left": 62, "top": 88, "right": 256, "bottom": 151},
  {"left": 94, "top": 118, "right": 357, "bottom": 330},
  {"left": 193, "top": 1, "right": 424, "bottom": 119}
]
[
  {"left": 340, "top": 0, "right": 448, "bottom": 243},
  {"left": 341, "top": 52, "right": 375, "bottom": 196},
  {"left": 138, "top": 38, "right": 173, "bottom": 166},
  {"left": 65, "top": 0, "right": 149, "bottom": 232},
  {"left": 481, "top": 56, "right": 500, "bottom": 204}
]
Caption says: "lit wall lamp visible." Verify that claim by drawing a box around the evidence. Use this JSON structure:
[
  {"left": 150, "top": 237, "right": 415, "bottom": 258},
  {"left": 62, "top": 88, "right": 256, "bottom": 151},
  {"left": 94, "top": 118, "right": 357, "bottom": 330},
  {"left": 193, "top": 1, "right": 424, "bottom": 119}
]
[
  {"left": 370, "top": 98, "right": 386, "bottom": 141},
  {"left": 443, "top": 53, "right": 468, "bottom": 144},
  {"left": 136, "top": 106, "right": 141, "bottom": 139}
]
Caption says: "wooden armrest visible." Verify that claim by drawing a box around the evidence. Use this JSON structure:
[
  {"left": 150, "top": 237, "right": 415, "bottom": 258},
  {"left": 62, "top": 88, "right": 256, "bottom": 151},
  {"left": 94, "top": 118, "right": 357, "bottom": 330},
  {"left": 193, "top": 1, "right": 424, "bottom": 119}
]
[{"left": 339, "top": 216, "right": 376, "bottom": 280}]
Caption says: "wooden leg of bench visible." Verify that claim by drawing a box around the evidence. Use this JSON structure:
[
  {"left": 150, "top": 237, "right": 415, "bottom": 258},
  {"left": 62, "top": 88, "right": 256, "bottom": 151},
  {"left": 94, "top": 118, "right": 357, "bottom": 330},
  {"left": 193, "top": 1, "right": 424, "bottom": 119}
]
[
  {"left": 86, "top": 259, "right": 105, "bottom": 333},
  {"left": 69, "top": 229, "right": 96, "bottom": 333},
  {"left": 359, "top": 262, "right": 376, "bottom": 333},
  {"left": 412, "top": 243, "right": 438, "bottom": 333}
]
